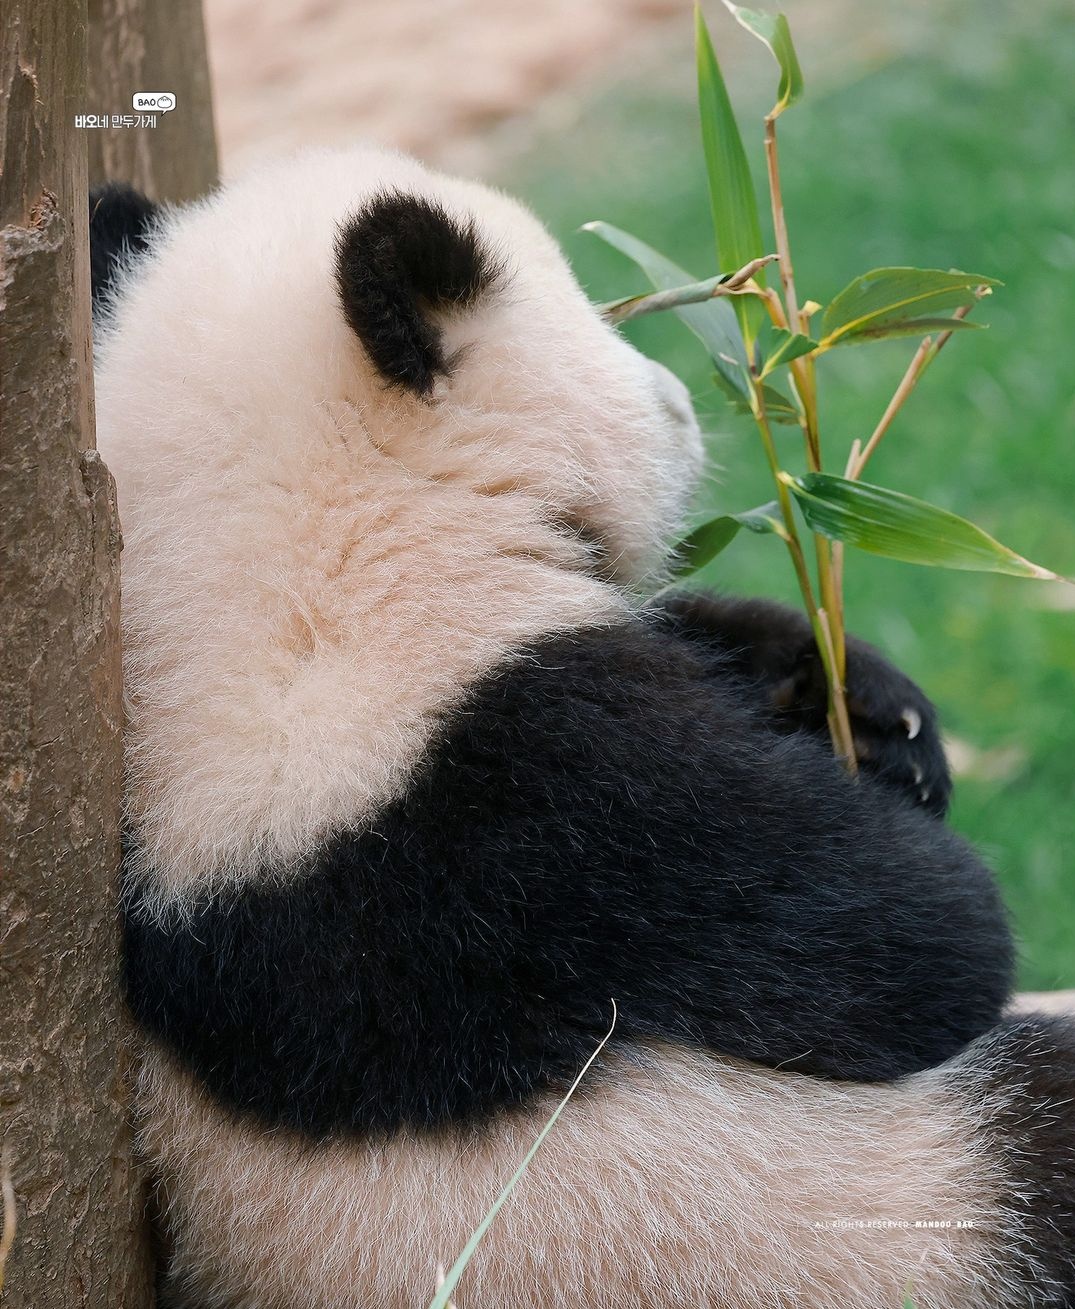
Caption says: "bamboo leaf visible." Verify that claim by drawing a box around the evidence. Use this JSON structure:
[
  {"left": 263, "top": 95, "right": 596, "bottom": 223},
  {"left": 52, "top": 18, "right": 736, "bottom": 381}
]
[
  {"left": 820, "top": 268, "right": 999, "bottom": 347},
  {"left": 599, "top": 274, "right": 733, "bottom": 323},
  {"left": 582, "top": 224, "right": 798, "bottom": 421},
  {"left": 760, "top": 328, "right": 818, "bottom": 376},
  {"left": 671, "top": 501, "right": 786, "bottom": 579},
  {"left": 724, "top": 377, "right": 800, "bottom": 423},
  {"left": 599, "top": 257, "right": 775, "bottom": 325},
  {"left": 583, "top": 221, "right": 749, "bottom": 397},
  {"left": 827, "top": 316, "right": 982, "bottom": 348},
  {"left": 696, "top": 6, "right": 765, "bottom": 343},
  {"left": 723, "top": 2, "right": 804, "bottom": 116},
  {"left": 757, "top": 382, "right": 801, "bottom": 422},
  {"left": 783, "top": 473, "right": 1064, "bottom": 580}
]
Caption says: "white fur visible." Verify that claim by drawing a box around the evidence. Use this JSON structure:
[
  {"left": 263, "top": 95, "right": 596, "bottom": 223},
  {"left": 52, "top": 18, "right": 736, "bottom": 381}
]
[
  {"left": 94, "top": 145, "right": 702, "bottom": 909},
  {"left": 140, "top": 1036, "right": 1038, "bottom": 1309}
]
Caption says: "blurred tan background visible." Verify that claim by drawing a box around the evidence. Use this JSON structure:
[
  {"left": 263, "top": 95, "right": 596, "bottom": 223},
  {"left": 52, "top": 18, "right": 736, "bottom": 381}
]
[{"left": 204, "top": 0, "right": 685, "bottom": 175}]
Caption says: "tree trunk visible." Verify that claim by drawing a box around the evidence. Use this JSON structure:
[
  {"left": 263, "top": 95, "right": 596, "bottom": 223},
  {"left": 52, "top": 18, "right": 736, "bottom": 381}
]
[
  {"left": 87, "top": 0, "right": 219, "bottom": 201},
  {"left": 1, "top": 0, "right": 217, "bottom": 1304}
]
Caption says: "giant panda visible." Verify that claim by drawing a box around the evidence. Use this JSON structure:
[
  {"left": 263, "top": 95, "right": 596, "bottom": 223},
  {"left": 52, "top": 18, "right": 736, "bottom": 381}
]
[{"left": 88, "top": 145, "right": 1075, "bottom": 1309}]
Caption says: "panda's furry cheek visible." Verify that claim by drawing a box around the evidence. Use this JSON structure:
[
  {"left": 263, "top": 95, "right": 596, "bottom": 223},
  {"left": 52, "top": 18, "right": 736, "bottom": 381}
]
[
  {"left": 649, "top": 359, "right": 698, "bottom": 431},
  {"left": 660, "top": 383, "right": 705, "bottom": 485}
]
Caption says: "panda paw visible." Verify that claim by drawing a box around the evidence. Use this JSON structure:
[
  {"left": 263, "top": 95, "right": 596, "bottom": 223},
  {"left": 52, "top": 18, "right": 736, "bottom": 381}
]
[
  {"left": 837, "top": 639, "right": 952, "bottom": 817},
  {"left": 653, "top": 591, "right": 953, "bottom": 816},
  {"left": 769, "top": 631, "right": 950, "bottom": 816}
]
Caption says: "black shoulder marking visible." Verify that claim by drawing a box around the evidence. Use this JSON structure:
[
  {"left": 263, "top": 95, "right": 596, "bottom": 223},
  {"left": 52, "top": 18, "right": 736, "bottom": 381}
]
[
  {"left": 124, "top": 620, "right": 1013, "bottom": 1139},
  {"left": 335, "top": 190, "right": 500, "bottom": 396},
  {"left": 969, "top": 1014, "right": 1075, "bottom": 1300},
  {"left": 89, "top": 183, "right": 159, "bottom": 312}
]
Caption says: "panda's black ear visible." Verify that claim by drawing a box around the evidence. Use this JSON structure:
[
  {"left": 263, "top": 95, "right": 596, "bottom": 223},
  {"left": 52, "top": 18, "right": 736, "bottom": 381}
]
[
  {"left": 335, "top": 190, "right": 501, "bottom": 397},
  {"left": 89, "top": 183, "right": 159, "bottom": 312}
]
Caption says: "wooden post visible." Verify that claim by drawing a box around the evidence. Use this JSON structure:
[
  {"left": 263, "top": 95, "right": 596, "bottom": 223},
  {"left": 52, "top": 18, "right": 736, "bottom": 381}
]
[
  {"left": 0, "top": 0, "right": 151, "bottom": 1303},
  {"left": 87, "top": 0, "right": 219, "bottom": 201},
  {"left": 1, "top": 0, "right": 217, "bottom": 1303}
]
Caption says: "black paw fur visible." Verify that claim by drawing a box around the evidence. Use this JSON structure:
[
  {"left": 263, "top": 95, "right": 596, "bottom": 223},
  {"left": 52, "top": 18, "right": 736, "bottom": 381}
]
[{"left": 784, "top": 633, "right": 952, "bottom": 817}]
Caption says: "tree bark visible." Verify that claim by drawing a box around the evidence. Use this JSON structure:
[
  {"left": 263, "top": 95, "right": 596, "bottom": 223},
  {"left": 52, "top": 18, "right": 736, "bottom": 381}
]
[
  {"left": 0, "top": 0, "right": 215, "bottom": 1303},
  {"left": 0, "top": 0, "right": 151, "bottom": 1302},
  {"left": 87, "top": 0, "right": 219, "bottom": 200}
]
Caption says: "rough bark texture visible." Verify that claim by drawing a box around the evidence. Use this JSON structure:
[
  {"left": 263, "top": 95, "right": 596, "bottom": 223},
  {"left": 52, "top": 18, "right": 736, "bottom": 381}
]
[
  {"left": 0, "top": 0, "right": 216, "bottom": 1303},
  {"left": 87, "top": 0, "right": 219, "bottom": 201}
]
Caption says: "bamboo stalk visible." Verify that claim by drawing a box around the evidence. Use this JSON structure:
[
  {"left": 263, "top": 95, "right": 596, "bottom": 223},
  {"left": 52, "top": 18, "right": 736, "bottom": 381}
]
[
  {"left": 763, "top": 108, "right": 852, "bottom": 753},
  {"left": 849, "top": 293, "right": 990, "bottom": 481}
]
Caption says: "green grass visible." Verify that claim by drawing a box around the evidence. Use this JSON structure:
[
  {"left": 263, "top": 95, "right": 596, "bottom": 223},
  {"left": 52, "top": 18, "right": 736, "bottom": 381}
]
[{"left": 500, "top": 0, "right": 1075, "bottom": 988}]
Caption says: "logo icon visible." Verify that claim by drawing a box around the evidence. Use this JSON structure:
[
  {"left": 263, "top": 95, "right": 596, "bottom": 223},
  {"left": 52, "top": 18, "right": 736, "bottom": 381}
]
[{"left": 132, "top": 92, "right": 177, "bottom": 113}]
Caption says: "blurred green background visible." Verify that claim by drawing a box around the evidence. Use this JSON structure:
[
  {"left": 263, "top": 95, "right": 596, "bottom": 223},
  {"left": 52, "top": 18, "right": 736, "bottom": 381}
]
[{"left": 502, "top": 0, "right": 1075, "bottom": 988}]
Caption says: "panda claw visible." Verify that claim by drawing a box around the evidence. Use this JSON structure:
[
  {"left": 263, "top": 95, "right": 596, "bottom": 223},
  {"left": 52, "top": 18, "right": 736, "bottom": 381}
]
[{"left": 902, "top": 708, "right": 922, "bottom": 740}]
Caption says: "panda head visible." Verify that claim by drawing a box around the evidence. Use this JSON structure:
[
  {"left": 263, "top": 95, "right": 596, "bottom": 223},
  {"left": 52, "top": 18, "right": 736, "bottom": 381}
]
[{"left": 93, "top": 145, "right": 702, "bottom": 590}]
